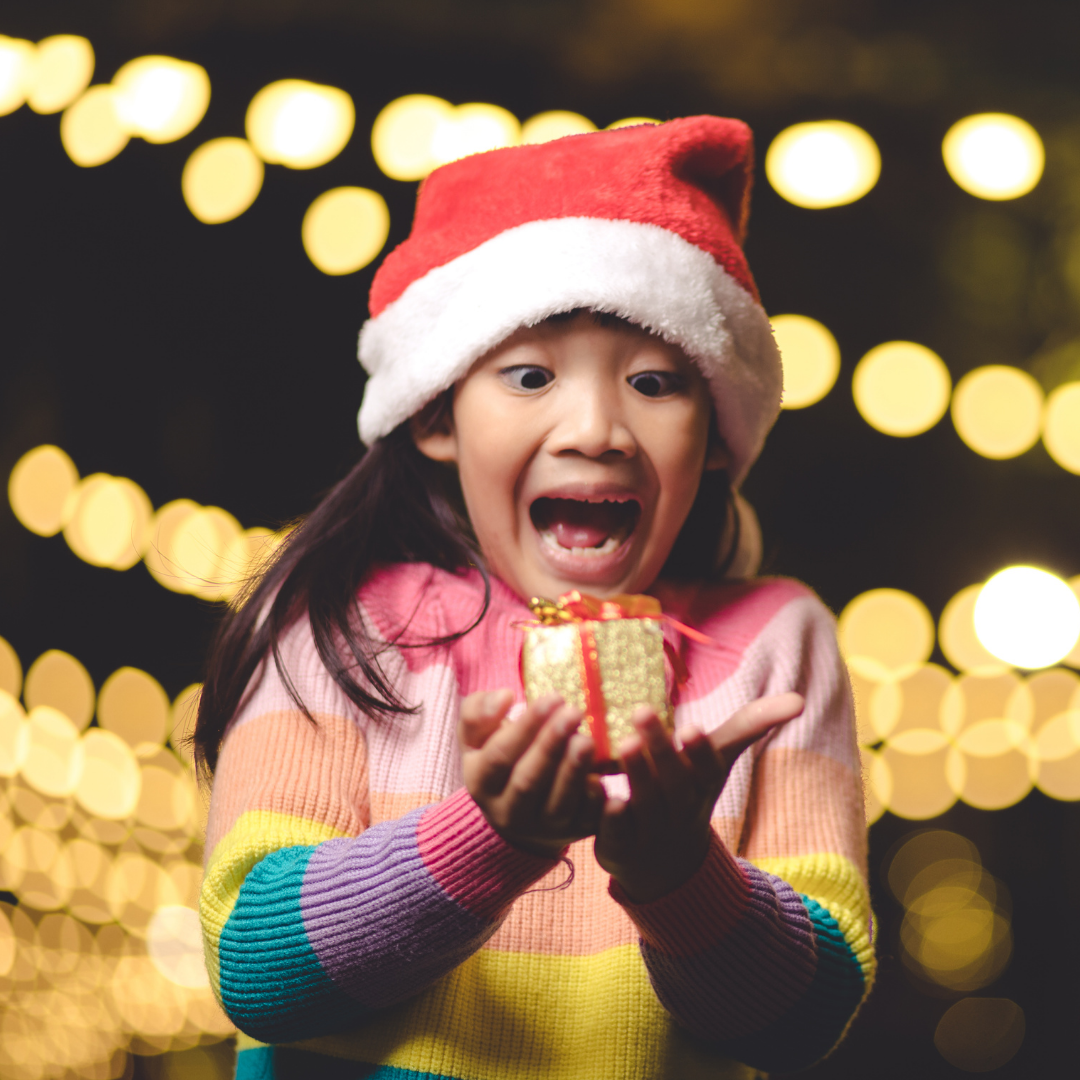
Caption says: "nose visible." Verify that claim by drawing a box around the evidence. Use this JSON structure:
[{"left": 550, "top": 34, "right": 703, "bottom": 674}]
[{"left": 546, "top": 381, "right": 636, "bottom": 460}]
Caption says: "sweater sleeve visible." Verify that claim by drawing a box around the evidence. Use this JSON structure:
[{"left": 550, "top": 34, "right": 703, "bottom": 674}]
[
  {"left": 199, "top": 617, "right": 559, "bottom": 1045},
  {"left": 609, "top": 586, "right": 874, "bottom": 1072}
]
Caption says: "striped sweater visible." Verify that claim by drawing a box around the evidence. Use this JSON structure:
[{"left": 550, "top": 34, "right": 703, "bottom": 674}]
[{"left": 201, "top": 563, "right": 873, "bottom": 1079}]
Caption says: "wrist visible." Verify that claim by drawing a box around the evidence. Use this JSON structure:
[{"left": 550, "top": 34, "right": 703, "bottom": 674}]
[{"left": 609, "top": 827, "right": 712, "bottom": 904}]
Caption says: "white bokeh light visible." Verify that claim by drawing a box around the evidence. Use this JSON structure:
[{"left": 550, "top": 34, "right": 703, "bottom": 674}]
[{"left": 974, "top": 567, "right": 1080, "bottom": 669}]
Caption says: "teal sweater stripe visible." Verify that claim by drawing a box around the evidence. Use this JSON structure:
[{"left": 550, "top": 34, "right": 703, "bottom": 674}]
[
  {"left": 237, "top": 1045, "right": 462, "bottom": 1080},
  {"left": 219, "top": 845, "right": 364, "bottom": 1042},
  {"left": 720, "top": 895, "right": 866, "bottom": 1072}
]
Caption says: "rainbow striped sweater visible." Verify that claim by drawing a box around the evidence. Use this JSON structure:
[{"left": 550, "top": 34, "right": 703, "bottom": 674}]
[{"left": 201, "top": 564, "right": 873, "bottom": 1079}]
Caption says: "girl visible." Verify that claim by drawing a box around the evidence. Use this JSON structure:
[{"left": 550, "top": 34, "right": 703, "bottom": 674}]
[{"left": 196, "top": 116, "right": 874, "bottom": 1080}]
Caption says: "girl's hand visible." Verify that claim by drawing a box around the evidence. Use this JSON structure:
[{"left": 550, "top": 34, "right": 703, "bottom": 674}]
[
  {"left": 594, "top": 692, "right": 805, "bottom": 904},
  {"left": 459, "top": 689, "right": 605, "bottom": 860}
]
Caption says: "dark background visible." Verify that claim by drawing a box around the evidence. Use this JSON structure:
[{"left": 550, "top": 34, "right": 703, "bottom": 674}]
[{"left": 1, "top": 1, "right": 1079, "bottom": 1076}]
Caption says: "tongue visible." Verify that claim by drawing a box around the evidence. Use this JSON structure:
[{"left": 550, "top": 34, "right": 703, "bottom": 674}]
[{"left": 542, "top": 499, "right": 624, "bottom": 549}]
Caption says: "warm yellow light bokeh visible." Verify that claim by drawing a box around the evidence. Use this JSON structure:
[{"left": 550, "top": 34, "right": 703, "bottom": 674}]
[
  {"left": 943, "top": 113, "right": 1044, "bottom": 200},
  {"left": 75, "top": 728, "right": 141, "bottom": 820},
  {"left": 170, "top": 505, "right": 243, "bottom": 600},
  {"left": 431, "top": 102, "right": 521, "bottom": 167},
  {"left": 7, "top": 444, "right": 79, "bottom": 537},
  {"left": 520, "top": 110, "right": 596, "bottom": 144},
  {"left": 606, "top": 117, "right": 660, "bottom": 129},
  {"left": 950, "top": 365, "right": 1043, "bottom": 459},
  {"left": 22, "top": 706, "right": 82, "bottom": 798},
  {"left": 62, "top": 474, "right": 152, "bottom": 570},
  {"left": 181, "top": 136, "right": 264, "bottom": 224},
  {"left": 765, "top": 121, "right": 880, "bottom": 209},
  {"left": 934, "top": 997, "right": 1025, "bottom": 1072},
  {"left": 882, "top": 733, "right": 957, "bottom": 819},
  {"left": 0, "top": 638, "right": 22, "bottom": 699},
  {"left": 27, "top": 35, "right": 94, "bottom": 114},
  {"left": 23, "top": 650, "right": 96, "bottom": 731},
  {"left": 169, "top": 684, "right": 202, "bottom": 766},
  {"left": 1068, "top": 578, "right": 1080, "bottom": 668},
  {"left": 772, "top": 313, "right": 841, "bottom": 409},
  {"left": 951, "top": 720, "right": 1033, "bottom": 809},
  {"left": 143, "top": 499, "right": 200, "bottom": 592},
  {"left": 147, "top": 905, "right": 210, "bottom": 989},
  {"left": 974, "top": 566, "right": 1080, "bottom": 669},
  {"left": 371, "top": 94, "right": 454, "bottom": 180},
  {"left": 838, "top": 588, "right": 935, "bottom": 674},
  {"left": 246, "top": 79, "right": 354, "bottom": 169},
  {"left": 97, "top": 667, "right": 170, "bottom": 750},
  {"left": 852, "top": 341, "right": 952, "bottom": 436},
  {"left": 1042, "top": 381, "right": 1080, "bottom": 475},
  {"left": 302, "top": 187, "right": 390, "bottom": 276},
  {"left": 60, "top": 84, "right": 129, "bottom": 167},
  {"left": 0, "top": 689, "right": 29, "bottom": 777},
  {"left": 0, "top": 36, "right": 35, "bottom": 116},
  {"left": 112, "top": 55, "right": 210, "bottom": 144},
  {"left": 938, "top": 584, "right": 1007, "bottom": 674}
]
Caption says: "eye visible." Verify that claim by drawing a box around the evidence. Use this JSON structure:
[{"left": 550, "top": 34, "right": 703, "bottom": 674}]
[
  {"left": 501, "top": 365, "right": 553, "bottom": 391},
  {"left": 628, "top": 370, "right": 681, "bottom": 398}
]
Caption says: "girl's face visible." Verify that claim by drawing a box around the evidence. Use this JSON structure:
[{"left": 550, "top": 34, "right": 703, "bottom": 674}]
[{"left": 414, "top": 313, "right": 727, "bottom": 601}]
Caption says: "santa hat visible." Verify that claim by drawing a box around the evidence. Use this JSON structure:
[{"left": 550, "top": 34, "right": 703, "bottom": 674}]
[{"left": 357, "top": 115, "right": 782, "bottom": 487}]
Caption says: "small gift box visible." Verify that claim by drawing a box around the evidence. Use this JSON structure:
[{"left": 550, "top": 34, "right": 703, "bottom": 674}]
[{"left": 520, "top": 591, "right": 675, "bottom": 770}]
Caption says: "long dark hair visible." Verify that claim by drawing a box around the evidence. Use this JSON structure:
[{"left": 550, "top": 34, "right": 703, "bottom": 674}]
[{"left": 193, "top": 337, "right": 738, "bottom": 775}]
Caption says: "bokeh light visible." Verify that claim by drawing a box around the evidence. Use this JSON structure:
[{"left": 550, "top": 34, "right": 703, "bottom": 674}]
[
  {"left": 75, "top": 729, "right": 141, "bottom": 820},
  {"left": 942, "top": 113, "right": 1044, "bottom": 200},
  {"left": 889, "top": 831, "right": 1012, "bottom": 991},
  {"left": 838, "top": 588, "right": 935, "bottom": 676},
  {"left": 431, "top": 102, "right": 521, "bottom": 167},
  {"left": 170, "top": 505, "right": 243, "bottom": 600},
  {"left": 974, "top": 566, "right": 1080, "bottom": 669},
  {"left": 97, "top": 667, "right": 170, "bottom": 750},
  {"left": 27, "top": 35, "right": 94, "bottom": 114},
  {"left": 24, "top": 650, "right": 95, "bottom": 731},
  {"left": 950, "top": 365, "right": 1043, "bottom": 459},
  {"left": 0, "top": 35, "right": 35, "bottom": 116},
  {"left": 772, "top": 313, "right": 841, "bottom": 409},
  {"left": 852, "top": 341, "right": 952, "bottom": 436},
  {"left": 0, "top": 689, "right": 29, "bottom": 777},
  {"left": 606, "top": 117, "right": 660, "bottom": 129},
  {"left": 951, "top": 718, "right": 1032, "bottom": 809},
  {"left": 1042, "top": 381, "right": 1080, "bottom": 475},
  {"left": 939, "top": 584, "right": 1010, "bottom": 674},
  {"left": 181, "top": 136, "right": 264, "bottom": 224},
  {"left": 143, "top": 498, "right": 199, "bottom": 592},
  {"left": 62, "top": 474, "right": 152, "bottom": 570},
  {"left": 60, "top": 84, "right": 129, "bottom": 167},
  {"left": 7, "top": 444, "right": 79, "bottom": 537},
  {"left": 0, "top": 636, "right": 22, "bottom": 698},
  {"left": 302, "top": 187, "right": 390, "bottom": 276},
  {"left": 520, "top": 110, "right": 596, "bottom": 144},
  {"left": 169, "top": 684, "right": 202, "bottom": 766},
  {"left": 246, "top": 79, "right": 354, "bottom": 169},
  {"left": 22, "top": 707, "right": 82, "bottom": 799},
  {"left": 111, "top": 55, "right": 210, "bottom": 144},
  {"left": 764, "top": 120, "right": 881, "bottom": 209},
  {"left": 935, "top": 998, "right": 1025, "bottom": 1071},
  {"left": 881, "top": 729, "right": 957, "bottom": 819},
  {"left": 371, "top": 94, "right": 454, "bottom": 180},
  {"left": 147, "top": 905, "right": 209, "bottom": 989},
  {"left": 941, "top": 670, "right": 1032, "bottom": 739}
]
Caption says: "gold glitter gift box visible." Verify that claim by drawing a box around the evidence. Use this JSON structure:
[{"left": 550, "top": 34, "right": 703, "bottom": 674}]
[{"left": 520, "top": 591, "right": 674, "bottom": 770}]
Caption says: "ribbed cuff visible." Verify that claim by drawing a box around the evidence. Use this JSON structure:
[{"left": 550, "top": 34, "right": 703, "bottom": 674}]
[
  {"left": 416, "top": 787, "right": 563, "bottom": 920},
  {"left": 609, "top": 830, "right": 750, "bottom": 956}
]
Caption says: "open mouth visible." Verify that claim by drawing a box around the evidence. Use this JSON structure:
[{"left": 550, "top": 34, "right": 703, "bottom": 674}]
[{"left": 530, "top": 497, "right": 642, "bottom": 556}]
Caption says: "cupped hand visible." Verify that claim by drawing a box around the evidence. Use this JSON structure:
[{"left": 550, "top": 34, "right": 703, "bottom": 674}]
[
  {"left": 459, "top": 689, "right": 606, "bottom": 859},
  {"left": 594, "top": 692, "right": 805, "bottom": 903}
]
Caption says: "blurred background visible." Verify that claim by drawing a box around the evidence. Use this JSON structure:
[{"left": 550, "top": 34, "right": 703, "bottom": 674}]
[{"left": 2, "top": 1, "right": 1080, "bottom": 1077}]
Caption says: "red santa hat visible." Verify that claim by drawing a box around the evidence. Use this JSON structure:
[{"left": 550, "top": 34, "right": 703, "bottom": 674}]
[{"left": 357, "top": 115, "right": 782, "bottom": 487}]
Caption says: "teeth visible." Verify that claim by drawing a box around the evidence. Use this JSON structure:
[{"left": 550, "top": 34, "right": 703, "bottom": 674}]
[{"left": 540, "top": 529, "right": 622, "bottom": 556}]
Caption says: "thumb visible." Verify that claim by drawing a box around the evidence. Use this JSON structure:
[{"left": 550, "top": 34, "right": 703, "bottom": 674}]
[
  {"left": 708, "top": 691, "right": 804, "bottom": 763},
  {"left": 459, "top": 689, "right": 513, "bottom": 750}
]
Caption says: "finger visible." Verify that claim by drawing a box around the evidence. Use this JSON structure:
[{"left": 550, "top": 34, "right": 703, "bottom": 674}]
[
  {"left": 620, "top": 735, "right": 663, "bottom": 818},
  {"left": 459, "top": 689, "right": 514, "bottom": 750},
  {"left": 595, "top": 795, "right": 635, "bottom": 859},
  {"left": 472, "top": 695, "right": 562, "bottom": 795},
  {"left": 631, "top": 707, "right": 690, "bottom": 800},
  {"left": 708, "top": 692, "right": 804, "bottom": 762},
  {"left": 501, "top": 704, "right": 583, "bottom": 813},
  {"left": 678, "top": 726, "right": 728, "bottom": 790},
  {"left": 546, "top": 732, "right": 595, "bottom": 825}
]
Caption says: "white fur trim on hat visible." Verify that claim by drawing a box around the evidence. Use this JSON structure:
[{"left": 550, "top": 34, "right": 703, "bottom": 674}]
[{"left": 357, "top": 216, "right": 781, "bottom": 486}]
